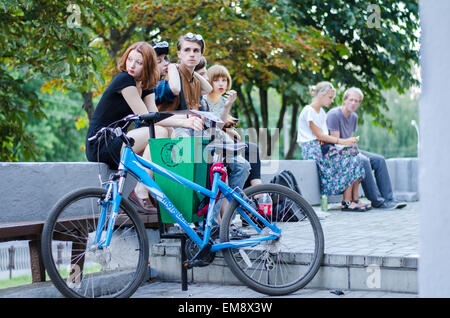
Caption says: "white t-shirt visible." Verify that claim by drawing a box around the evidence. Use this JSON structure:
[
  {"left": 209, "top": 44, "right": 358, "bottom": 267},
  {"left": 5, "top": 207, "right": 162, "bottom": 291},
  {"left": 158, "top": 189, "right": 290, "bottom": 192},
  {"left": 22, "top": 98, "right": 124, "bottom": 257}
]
[{"left": 297, "top": 105, "right": 329, "bottom": 144}]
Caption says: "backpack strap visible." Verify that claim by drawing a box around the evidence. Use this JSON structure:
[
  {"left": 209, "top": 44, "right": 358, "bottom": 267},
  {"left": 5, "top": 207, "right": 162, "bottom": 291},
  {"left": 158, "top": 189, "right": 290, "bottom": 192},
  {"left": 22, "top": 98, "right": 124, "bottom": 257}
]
[
  {"left": 178, "top": 71, "right": 188, "bottom": 110},
  {"left": 283, "top": 170, "right": 302, "bottom": 195}
]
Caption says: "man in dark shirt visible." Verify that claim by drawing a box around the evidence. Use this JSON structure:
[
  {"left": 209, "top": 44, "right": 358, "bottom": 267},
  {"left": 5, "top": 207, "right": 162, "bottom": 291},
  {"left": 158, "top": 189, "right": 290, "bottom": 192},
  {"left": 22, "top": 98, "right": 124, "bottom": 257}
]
[
  {"left": 152, "top": 41, "right": 178, "bottom": 105},
  {"left": 326, "top": 87, "right": 407, "bottom": 210}
]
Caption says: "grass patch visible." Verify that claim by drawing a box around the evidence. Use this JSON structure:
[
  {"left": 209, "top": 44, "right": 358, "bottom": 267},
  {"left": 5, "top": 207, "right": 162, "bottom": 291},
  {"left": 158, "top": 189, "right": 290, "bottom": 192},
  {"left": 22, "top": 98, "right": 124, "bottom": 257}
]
[
  {"left": 0, "top": 275, "right": 33, "bottom": 289},
  {"left": 0, "top": 264, "right": 102, "bottom": 290}
]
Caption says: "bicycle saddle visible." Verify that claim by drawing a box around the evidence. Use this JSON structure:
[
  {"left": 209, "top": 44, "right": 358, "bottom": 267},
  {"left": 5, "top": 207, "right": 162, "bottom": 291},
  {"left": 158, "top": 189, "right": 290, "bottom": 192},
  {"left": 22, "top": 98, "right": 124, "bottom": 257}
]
[
  {"left": 161, "top": 109, "right": 224, "bottom": 124},
  {"left": 139, "top": 112, "right": 174, "bottom": 124},
  {"left": 205, "top": 142, "right": 247, "bottom": 153}
]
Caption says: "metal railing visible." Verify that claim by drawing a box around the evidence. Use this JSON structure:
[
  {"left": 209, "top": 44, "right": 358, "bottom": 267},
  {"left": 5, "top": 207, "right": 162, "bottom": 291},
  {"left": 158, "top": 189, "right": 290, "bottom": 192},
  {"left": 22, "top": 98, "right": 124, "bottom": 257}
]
[{"left": 0, "top": 245, "right": 31, "bottom": 279}]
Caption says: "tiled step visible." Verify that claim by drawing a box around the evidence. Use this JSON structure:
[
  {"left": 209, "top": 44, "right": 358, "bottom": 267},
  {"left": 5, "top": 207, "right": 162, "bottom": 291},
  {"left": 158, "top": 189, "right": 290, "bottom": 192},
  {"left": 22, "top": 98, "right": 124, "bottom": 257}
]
[{"left": 150, "top": 240, "right": 418, "bottom": 294}]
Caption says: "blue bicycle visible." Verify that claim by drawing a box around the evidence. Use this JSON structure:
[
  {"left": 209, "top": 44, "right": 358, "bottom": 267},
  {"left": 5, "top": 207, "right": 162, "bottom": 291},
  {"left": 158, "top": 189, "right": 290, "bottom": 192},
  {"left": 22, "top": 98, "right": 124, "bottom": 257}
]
[{"left": 41, "top": 112, "right": 324, "bottom": 298}]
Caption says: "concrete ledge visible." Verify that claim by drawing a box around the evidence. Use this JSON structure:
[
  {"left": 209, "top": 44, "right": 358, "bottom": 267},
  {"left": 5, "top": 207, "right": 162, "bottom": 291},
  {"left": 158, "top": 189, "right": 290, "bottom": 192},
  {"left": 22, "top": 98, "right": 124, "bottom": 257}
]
[
  {"left": 0, "top": 162, "right": 140, "bottom": 223},
  {"left": 260, "top": 158, "right": 419, "bottom": 205},
  {"left": 149, "top": 241, "right": 418, "bottom": 294},
  {"left": 1, "top": 162, "right": 111, "bottom": 223}
]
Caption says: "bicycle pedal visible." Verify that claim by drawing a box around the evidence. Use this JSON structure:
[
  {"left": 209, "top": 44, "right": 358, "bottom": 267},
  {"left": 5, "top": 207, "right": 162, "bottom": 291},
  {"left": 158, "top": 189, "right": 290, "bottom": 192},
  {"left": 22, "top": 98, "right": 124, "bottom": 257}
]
[{"left": 184, "top": 259, "right": 210, "bottom": 269}]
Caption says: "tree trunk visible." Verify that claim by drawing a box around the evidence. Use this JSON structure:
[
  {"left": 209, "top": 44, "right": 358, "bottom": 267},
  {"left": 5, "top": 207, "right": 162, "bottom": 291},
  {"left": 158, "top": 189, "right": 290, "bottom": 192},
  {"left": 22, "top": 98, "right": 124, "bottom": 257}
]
[
  {"left": 109, "top": 24, "right": 136, "bottom": 58},
  {"left": 258, "top": 85, "right": 272, "bottom": 156},
  {"left": 259, "top": 85, "right": 268, "bottom": 128},
  {"left": 276, "top": 93, "right": 287, "bottom": 132},
  {"left": 236, "top": 85, "right": 253, "bottom": 128},
  {"left": 286, "top": 104, "right": 300, "bottom": 159},
  {"left": 246, "top": 87, "right": 259, "bottom": 133},
  {"left": 82, "top": 91, "right": 94, "bottom": 120}
]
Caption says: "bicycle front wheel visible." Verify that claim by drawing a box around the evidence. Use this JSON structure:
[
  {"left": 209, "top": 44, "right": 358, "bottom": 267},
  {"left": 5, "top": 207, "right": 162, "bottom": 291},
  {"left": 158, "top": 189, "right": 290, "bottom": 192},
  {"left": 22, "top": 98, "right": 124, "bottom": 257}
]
[
  {"left": 41, "top": 187, "right": 149, "bottom": 298},
  {"left": 220, "top": 184, "right": 324, "bottom": 296}
]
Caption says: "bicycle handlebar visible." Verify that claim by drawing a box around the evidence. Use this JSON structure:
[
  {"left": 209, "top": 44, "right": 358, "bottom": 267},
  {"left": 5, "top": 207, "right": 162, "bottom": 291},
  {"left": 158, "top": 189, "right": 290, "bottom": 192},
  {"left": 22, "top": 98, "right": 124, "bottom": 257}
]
[
  {"left": 87, "top": 110, "right": 223, "bottom": 144},
  {"left": 88, "top": 112, "right": 176, "bottom": 143}
]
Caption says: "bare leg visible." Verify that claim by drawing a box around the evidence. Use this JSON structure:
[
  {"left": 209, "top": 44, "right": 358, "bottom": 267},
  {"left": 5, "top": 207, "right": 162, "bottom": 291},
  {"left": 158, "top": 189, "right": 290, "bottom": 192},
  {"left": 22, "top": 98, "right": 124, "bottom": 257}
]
[
  {"left": 343, "top": 186, "right": 353, "bottom": 202},
  {"left": 250, "top": 179, "right": 262, "bottom": 186},
  {"left": 342, "top": 183, "right": 360, "bottom": 209},
  {"left": 351, "top": 179, "right": 371, "bottom": 209},
  {"left": 155, "top": 125, "right": 171, "bottom": 139},
  {"left": 122, "top": 128, "right": 150, "bottom": 198},
  {"left": 351, "top": 179, "right": 360, "bottom": 202}
]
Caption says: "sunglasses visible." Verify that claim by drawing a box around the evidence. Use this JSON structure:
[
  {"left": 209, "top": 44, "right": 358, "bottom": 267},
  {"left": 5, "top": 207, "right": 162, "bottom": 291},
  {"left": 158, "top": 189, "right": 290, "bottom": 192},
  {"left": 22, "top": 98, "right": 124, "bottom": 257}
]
[
  {"left": 184, "top": 32, "right": 203, "bottom": 41},
  {"left": 153, "top": 41, "right": 169, "bottom": 49}
]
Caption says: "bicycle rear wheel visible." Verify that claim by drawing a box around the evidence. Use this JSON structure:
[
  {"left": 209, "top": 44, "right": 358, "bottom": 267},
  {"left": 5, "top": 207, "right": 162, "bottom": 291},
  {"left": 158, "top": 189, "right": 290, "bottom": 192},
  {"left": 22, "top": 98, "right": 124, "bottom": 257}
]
[
  {"left": 41, "top": 187, "right": 149, "bottom": 298},
  {"left": 220, "top": 184, "right": 324, "bottom": 296}
]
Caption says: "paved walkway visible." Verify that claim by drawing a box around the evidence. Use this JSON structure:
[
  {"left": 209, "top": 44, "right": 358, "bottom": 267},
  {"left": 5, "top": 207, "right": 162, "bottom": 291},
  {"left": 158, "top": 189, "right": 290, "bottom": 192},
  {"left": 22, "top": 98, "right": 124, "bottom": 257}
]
[
  {"left": 132, "top": 201, "right": 419, "bottom": 299},
  {"left": 313, "top": 200, "right": 419, "bottom": 258},
  {"left": 133, "top": 281, "right": 417, "bottom": 298}
]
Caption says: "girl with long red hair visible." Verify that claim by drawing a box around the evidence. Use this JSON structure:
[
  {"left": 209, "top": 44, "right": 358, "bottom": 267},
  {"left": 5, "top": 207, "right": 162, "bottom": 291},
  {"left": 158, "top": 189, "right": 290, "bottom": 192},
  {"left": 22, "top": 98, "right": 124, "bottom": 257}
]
[{"left": 86, "top": 42, "right": 202, "bottom": 212}]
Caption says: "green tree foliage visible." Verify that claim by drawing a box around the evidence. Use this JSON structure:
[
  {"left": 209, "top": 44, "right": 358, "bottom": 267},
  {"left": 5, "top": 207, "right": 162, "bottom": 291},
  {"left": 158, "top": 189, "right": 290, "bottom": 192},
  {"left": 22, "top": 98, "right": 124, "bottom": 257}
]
[
  {"left": 258, "top": 0, "right": 420, "bottom": 157},
  {"left": 22, "top": 79, "right": 89, "bottom": 162},
  {"left": 1, "top": 0, "right": 121, "bottom": 161},
  {"left": 0, "top": 66, "right": 44, "bottom": 161},
  {"left": 357, "top": 88, "right": 419, "bottom": 158}
]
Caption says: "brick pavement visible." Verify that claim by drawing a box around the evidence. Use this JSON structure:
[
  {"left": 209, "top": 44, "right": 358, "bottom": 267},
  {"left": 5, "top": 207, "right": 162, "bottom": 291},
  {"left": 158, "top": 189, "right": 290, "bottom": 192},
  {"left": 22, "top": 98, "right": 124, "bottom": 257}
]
[
  {"left": 132, "top": 281, "right": 416, "bottom": 298},
  {"left": 147, "top": 200, "right": 419, "bottom": 294},
  {"left": 314, "top": 200, "right": 419, "bottom": 258}
]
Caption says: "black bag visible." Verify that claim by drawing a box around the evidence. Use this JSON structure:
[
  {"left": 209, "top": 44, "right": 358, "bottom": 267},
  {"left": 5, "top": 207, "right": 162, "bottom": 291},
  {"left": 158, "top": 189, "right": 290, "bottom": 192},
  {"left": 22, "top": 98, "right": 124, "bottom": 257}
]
[
  {"left": 321, "top": 143, "right": 333, "bottom": 156},
  {"left": 269, "top": 170, "right": 302, "bottom": 196},
  {"left": 269, "top": 170, "right": 304, "bottom": 222}
]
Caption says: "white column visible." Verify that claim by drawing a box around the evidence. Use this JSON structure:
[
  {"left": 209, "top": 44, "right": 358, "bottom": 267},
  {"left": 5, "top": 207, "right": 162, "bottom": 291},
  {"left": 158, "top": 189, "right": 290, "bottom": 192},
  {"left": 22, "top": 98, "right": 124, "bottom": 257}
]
[{"left": 418, "top": 0, "right": 450, "bottom": 297}]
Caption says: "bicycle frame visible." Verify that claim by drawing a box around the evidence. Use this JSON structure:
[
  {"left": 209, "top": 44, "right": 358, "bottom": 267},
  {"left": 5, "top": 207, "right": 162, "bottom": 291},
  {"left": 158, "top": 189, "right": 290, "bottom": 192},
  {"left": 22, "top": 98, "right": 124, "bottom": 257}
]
[{"left": 96, "top": 145, "right": 280, "bottom": 253}]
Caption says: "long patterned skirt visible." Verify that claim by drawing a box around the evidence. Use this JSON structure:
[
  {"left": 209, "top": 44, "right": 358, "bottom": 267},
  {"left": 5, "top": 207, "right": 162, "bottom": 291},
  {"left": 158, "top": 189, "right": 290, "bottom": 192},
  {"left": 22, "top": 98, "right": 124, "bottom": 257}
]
[{"left": 301, "top": 140, "right": 365, "bottom": 196}]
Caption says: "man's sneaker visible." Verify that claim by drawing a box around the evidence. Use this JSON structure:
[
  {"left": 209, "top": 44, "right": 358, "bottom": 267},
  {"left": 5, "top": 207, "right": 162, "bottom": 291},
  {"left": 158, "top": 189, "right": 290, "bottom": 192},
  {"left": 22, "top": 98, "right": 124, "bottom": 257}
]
[
  {"left": 377, "top": 200, "right": 397, "bottom": 210},
  {"left": 377, "top": 200, "right": 407, "bottom": 210},
  {"left": 390, "top": 200, "right": 407, "bottom": 209}
]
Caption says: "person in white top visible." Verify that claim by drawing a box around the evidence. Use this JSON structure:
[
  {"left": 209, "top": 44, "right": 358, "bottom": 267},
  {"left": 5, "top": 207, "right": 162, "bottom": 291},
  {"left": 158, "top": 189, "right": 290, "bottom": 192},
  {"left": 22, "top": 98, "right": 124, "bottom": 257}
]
[{"left": 297, "top": 81, "right": 367, "bottom": 212}]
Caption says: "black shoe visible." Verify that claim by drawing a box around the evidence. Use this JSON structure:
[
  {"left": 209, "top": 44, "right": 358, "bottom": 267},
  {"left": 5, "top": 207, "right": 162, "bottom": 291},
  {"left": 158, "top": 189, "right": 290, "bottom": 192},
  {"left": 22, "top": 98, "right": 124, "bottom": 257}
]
[
  {"left": 210, "top": 225, "right": 220, "bottom": 240},
  {"left": 341, "top": 201, "right": 366, "bottom": 212},
  {"left": 352, "top": 199, "right": 372, "bottom": 211}
]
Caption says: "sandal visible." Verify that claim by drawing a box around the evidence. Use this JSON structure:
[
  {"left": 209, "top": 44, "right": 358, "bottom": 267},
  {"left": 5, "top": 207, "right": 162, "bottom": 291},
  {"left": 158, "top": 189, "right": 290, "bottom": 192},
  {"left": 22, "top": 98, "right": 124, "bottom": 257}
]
[
  {"left": 353, "top": 199, "right": 372, "bottom": 211},
  {"left": 341, "top": 201, "right": 366, "bottom": 212}
]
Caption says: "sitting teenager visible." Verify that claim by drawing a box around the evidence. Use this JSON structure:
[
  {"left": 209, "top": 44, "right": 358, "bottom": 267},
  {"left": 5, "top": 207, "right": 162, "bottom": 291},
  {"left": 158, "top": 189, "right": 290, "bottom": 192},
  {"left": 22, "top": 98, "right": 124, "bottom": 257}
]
[
  {"left": 194, "top": 56, "right": 208, "bottom": 81},
  {"left": 201, "top": 64, "right": 261, "bottom": 189},
  {"left": 85, "top": 42, "right": 162, "bottom": 212},
  {"left": 156, "top": 34, "right": 212, "bottom": 133},
  {"left": 153, "top": 41, "right": 211, "bottom": 109}
]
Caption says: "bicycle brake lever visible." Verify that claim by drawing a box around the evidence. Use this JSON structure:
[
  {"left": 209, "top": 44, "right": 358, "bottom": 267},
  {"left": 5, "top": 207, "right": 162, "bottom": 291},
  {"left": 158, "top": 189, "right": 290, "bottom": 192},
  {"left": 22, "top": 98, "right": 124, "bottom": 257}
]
[
  {"left": 113, "top": 127, "right": 123, "bottom": 137},
  {"left": 88, "top": 127, "right": 107, "bottom": 142}
]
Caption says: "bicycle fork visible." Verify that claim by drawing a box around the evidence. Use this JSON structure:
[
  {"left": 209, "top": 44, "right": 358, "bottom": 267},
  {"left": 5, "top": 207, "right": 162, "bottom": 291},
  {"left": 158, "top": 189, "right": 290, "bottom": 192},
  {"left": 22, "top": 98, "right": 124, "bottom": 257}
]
[{"left": 95, "top": 173, "right": 127, "bottom": 249}]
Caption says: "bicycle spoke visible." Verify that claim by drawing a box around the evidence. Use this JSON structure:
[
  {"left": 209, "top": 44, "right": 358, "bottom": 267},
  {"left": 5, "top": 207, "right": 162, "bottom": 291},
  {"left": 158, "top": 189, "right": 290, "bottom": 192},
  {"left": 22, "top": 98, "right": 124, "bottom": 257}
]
[
  {"left": 42, "top": 188, "right": 148, "bottom": 298},
  {"left": 221, "top": 184, "right": 324, "bottom": 296}
]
